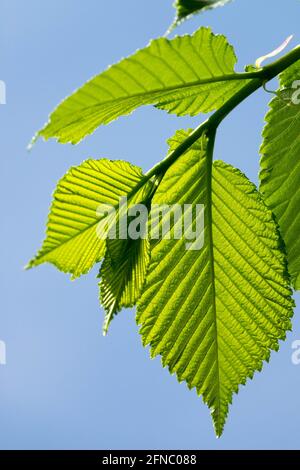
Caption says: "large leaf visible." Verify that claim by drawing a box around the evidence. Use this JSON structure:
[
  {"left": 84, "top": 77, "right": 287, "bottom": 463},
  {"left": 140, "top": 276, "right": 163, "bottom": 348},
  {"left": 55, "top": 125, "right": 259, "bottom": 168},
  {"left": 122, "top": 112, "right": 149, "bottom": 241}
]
[
  {"left": 28, "top": 159, "right": 145, "bottom": 278},
  {"left": 36, "top": 28, "right": 248, "bottom": 144},
  {"left": 260, "top": 61, "right": 300, "bottom": 290},
  {"left": 171, "top": 0, "right": 232, "bottom": 30},
  {"left": 137, "top": 130, "right": 293, "bottom": 436}
]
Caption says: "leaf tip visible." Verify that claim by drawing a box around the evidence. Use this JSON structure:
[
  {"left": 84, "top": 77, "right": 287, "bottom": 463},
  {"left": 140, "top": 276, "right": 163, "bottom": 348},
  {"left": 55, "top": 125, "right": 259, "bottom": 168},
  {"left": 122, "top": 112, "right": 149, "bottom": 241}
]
[
  {"left": 102, "top": 328, "right": 108, "bottom": 337},
  {"left": 24, "top": 258, "right": 35, "bottom": 271}
]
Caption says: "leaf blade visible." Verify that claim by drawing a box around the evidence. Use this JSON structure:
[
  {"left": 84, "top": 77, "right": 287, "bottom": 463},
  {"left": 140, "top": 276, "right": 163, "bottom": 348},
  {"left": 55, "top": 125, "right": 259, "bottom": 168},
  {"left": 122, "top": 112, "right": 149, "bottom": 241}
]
[
  {"left": 100, "top": 236, "right": 150, "bottom": 335},
  {"left": 99, "top": 180, "right": 155, "bottom": 334},
  {"left": 260, "top": 61, "right": 300, "bottom": 290},
  {"left": 171, "top": 0, "right": 233, "bottom": 31},
  {"left": 37, "top": 28, "right": 248, "bottom": 144},
  {"left": 137, "top": 130, "right": 293, "bottom": 436},
  {"left": 28, "top": 159, "right": 145, "bottom": 278}
]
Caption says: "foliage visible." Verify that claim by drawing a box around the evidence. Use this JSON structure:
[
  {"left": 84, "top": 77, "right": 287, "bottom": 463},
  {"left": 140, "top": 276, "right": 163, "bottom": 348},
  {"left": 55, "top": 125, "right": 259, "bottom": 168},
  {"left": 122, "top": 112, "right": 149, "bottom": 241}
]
[
  {"left": 137, "top": 131, "right": 293, "bottom": 436},
  {"left": 29, "top": 3, "right": 300, "bottom": 437},
  {"left": 35, "top": 28, "right": 246, "bottom": 145},
  {"left": 170, "top": 0, "right": 233, "bottom": 31},
  {"left": 260, "top": 62, "right": 300, "bottom": 290}
]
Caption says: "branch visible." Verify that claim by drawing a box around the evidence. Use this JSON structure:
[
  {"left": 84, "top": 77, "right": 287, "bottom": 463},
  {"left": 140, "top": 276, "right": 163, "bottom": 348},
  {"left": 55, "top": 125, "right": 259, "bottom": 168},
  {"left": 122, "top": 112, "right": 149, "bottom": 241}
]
[{"left": 146, "top": 45, "right": 300, "bottom": 179}]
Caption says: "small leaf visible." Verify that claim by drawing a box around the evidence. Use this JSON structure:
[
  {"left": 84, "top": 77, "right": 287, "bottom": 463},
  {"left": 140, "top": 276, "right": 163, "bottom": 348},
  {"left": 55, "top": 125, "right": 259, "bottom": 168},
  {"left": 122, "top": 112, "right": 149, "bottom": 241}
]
[
  {"left": 36, "top": 27, "right": 248, "bottom": 145},
  {"left": 137, "top": 130, "right": 294, "bottom": 437},
  {"left": 28, "top": 159, "right": 145, "bottom": 278},
  {"left": 170, "top": 0, "right": 233, "bottom": 32},
  {"left": 99, "top": 181, "right": 155, "bottom": 334},
  {"left": 260, "top": 60, "right": 300, "bottom": 290},
  {"left": 100, "top": 237, "right": 150, "bottom": 335}
]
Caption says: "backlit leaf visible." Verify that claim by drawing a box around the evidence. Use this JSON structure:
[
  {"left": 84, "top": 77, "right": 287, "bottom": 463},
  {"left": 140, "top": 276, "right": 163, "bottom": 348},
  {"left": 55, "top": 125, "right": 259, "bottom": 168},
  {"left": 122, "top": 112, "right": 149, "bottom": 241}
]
[
  {"left": 260, "top": 60, "right": 300, "bottom": 289},
  {"left": 28, "top": 159, "right": 145, "bottom": 278},
  {"left": 171, "top": 0, "right": 233, "bottom": 31},
  {"left": 137, "top": 130, "right": 294, "bottom": 436},
  {"left": 36, "top": 28, "right": 248, "bottom": 144}
]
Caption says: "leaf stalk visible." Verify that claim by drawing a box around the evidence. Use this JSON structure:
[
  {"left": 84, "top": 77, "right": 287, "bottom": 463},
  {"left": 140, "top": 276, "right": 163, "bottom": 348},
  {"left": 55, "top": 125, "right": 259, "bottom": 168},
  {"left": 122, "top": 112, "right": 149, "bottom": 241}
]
[{"left": 145, "top": 45, "right": 300, "bottom": 179}]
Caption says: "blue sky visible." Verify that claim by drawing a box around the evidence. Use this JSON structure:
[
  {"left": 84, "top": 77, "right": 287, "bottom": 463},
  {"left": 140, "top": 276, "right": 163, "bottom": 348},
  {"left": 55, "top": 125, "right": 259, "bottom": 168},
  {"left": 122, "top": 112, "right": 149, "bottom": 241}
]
[{"left": 0, "top": 0, "right": 300, "bottom": 450}]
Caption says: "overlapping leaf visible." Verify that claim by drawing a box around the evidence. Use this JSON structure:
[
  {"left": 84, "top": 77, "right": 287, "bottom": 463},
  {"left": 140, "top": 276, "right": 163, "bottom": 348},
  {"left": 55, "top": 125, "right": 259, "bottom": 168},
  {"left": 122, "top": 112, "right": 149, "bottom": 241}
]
[
  {"left": 100, "top": 237, "right": 150, "bottom": 335},
  {"left": 260, "top": 61, "right": 300, "bottom": 290},
  {"left": 171, "top": 0, "right": 232, "bottom": 30},
  {"left": 27, "top": 159, "right": 145, "bottom": 278},
  {"left": 99, "top": 181, "right": 154, "bottom": 334},
  {"left": 137, "top": 130, "right": 293, "bottom": 436},
  {"left": 36, "top": 27, "right": 249, "bottom": 144}
]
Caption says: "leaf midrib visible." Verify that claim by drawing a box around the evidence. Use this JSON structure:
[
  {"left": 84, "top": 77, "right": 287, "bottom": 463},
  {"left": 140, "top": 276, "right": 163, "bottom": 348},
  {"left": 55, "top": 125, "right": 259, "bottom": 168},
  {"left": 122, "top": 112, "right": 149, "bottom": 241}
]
[
  {"left": 30, "top": 176, "right": 151, "bottom": 264},
  {"left": 205, "top": 133, "right": 222, "bottom": 436},
  {"left": 45, "top": 73, "right": 252, "bottom": 120}
]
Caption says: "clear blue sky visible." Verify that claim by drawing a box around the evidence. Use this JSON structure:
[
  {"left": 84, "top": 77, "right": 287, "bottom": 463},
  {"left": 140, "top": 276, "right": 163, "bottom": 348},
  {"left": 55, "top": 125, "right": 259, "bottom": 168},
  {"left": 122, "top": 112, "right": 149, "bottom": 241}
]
[{"left": 0, "top": 0, "right": 300, "bottom": 450}]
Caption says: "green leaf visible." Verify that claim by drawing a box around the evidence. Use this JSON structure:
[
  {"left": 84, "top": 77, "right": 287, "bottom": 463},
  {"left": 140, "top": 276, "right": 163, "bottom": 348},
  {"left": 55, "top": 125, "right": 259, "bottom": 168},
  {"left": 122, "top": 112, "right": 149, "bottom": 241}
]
[
  {"left": 36, "top": 28, "right": 248, "bottom": 145},
  {"left": 137, "top": 130, "right": 293, "bottom": 437},
  {"left": 100, "top": 237, "right": 150, "bottom": 335},
  {"left": 27, "top": 159, "right": 145, "bottom": 278},
  {"left": 99, "top": 181, "right": 154, "bottom": 335},
  {"left": 260, "top": 61, "right": 300, "bottom": 290},
  {"left": 279, "top": 59, "right": 300, "bottom": 87},
  {"left": 171, "top": 0, "right": 233, "bottom": 30}
]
